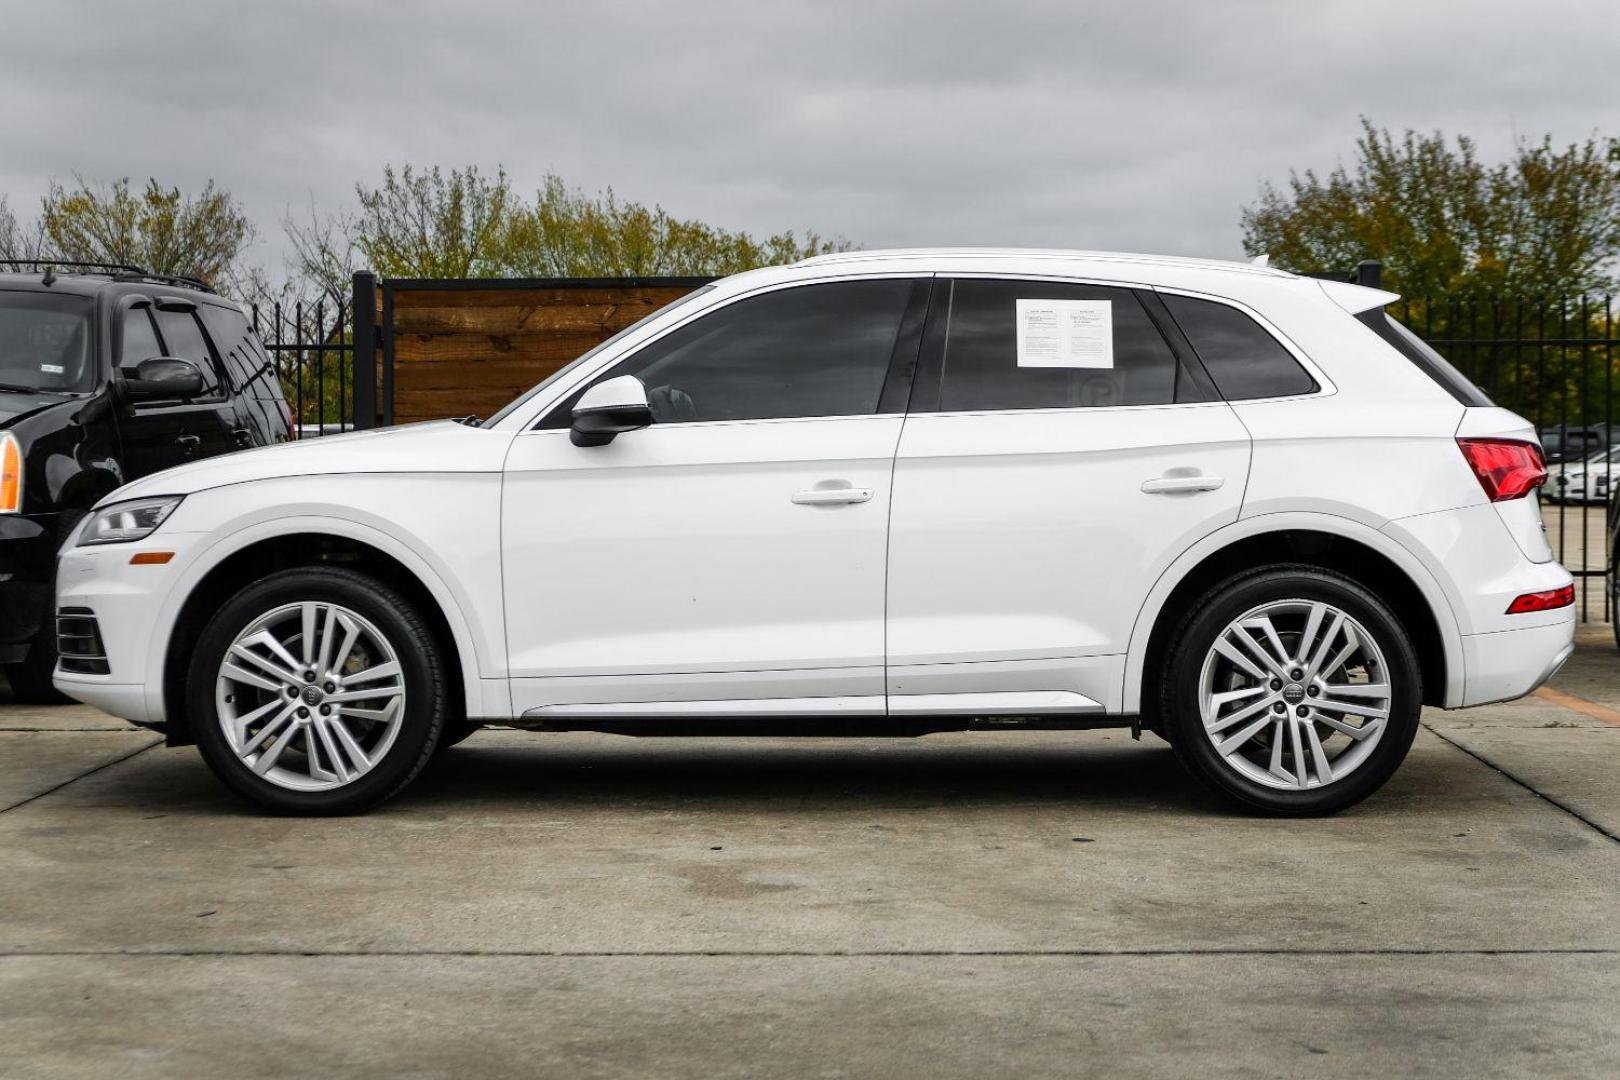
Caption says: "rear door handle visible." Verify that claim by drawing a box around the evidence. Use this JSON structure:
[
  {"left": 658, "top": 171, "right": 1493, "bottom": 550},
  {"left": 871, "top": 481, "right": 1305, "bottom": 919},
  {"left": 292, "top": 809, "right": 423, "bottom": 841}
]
[
  {"left": 1141, "top": 474, "right": 1224, "bottom": 494},
  {"left": 792, "top": 486, "right": 874, "bottom": 506},
  {"left": 175, "top": 434, "right": 201, "bottom": 451}
]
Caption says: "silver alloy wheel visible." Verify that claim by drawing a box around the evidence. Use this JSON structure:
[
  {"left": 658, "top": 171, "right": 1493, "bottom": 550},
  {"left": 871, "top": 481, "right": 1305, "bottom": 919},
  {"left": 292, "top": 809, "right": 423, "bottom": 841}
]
[
  {"left": 1197, "top": 599, "right": 1392, "bottom": 791},
  {"left": 215, "top": 601, "right": 407, "bottom": 792}
]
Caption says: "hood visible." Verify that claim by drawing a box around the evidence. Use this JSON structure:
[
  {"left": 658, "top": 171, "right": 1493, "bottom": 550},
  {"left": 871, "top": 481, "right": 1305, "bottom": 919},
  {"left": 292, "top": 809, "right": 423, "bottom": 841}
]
[
  {"left": 0, "top": 390, "right": 76, "bottom": 429},
  {"left": 101, "top": 420, "right": 514, "bottom": 507}
]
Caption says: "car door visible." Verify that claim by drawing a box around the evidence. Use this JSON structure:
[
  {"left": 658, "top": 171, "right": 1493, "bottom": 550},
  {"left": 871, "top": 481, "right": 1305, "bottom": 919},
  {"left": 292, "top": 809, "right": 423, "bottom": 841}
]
[
  {"left": 113, "top": 298, "right": 241, "bottom": 479},
  {"left": 501, "top": 276, "right": 931, "bottom": 721},
  {"left": 884, "top": 277, "right": 1253, "bottom": 716}
]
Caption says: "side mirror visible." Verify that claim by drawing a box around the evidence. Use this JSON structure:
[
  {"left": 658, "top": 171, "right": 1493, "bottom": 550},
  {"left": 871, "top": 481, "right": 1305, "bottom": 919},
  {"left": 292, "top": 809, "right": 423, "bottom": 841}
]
[
  {"left": 121, "top": 356, "right": 205, "bottom": 401},
  {"left": 571, "top": 374, "right": 653, "bottom": 447}
]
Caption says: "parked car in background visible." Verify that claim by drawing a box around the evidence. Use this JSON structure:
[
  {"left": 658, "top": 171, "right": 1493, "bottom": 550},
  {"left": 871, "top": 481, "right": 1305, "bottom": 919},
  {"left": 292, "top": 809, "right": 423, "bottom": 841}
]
[
  {"left": 51, "top": 249, "right": 1573, "bottom": 817},
  {"left": 0, "top": 261, "right": 292, "bottom": 701},
  {"left": 1544, "top": 445, "right": 1620, "bottom": 504},
  {"left": 1537, "top": 424, "right": 1616, "bottom": 465}
]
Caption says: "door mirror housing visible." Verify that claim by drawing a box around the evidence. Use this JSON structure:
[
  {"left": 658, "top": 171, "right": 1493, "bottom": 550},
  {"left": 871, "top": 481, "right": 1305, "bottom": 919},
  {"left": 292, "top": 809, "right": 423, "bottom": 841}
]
[
  {"left": 571, "top": 374, "right": 654, "bottom": 446},
  {"left": 121, "top": 356, "right": 205, "bottom": 401}
]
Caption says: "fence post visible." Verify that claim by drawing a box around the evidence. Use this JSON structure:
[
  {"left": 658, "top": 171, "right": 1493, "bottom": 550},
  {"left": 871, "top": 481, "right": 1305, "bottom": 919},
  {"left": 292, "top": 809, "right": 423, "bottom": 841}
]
[
  {"left": 1355, "top": 260, "right": 1383, "bottom": 289},
  {"left": 351, "top": 271, "right": 378, "bottom": 429}
]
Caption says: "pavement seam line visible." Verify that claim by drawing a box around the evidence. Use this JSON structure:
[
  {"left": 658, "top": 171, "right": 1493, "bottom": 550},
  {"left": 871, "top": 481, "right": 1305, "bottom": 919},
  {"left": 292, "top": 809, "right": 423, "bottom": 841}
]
[
  {"left": 0, "top": 737, "right": 162, "bottom": 815},
  {"left": 1422, "top": 721, "right": 1620, "bottom": 844},
  {"left": 1, "top": 948, "right": 1616, "bottom": 959},
  {"left": 1533, "top": 685, "right": 1620, "bottom": 728}
]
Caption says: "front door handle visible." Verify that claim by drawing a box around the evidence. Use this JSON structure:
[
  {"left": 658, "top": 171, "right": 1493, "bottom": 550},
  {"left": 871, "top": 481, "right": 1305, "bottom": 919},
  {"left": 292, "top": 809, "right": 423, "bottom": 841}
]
[
  {"left": 792, "top": 485, "right": 874, "bottom": 506},
  {"left": 175, "top": 434, "right": 201, "bottom": 452},
  {"left": 1141, "top": 474, "right": 1224, "bottom": 494}
]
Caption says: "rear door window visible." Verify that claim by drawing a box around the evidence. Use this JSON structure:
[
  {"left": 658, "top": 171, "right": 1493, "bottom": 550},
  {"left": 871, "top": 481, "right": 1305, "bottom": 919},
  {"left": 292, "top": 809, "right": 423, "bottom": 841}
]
[{"left": 928, "top": 279, "right": 1205, "bottom": 412}]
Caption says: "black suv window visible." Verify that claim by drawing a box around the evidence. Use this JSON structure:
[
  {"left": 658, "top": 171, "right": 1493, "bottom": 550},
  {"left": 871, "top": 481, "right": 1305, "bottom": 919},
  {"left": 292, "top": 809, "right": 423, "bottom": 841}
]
[
  {"left": 553, "top": 279, "right": 919, "bottom": 425},
  {"left": 152, "top": 308, "right": 224, "bottom": 396},
  {"left": 199, "top": 304, "right": 272, "bottom": 393},
  {"left": 1162, "top": 294, "right": 1317, "bottom": 400},
  {"left": 119, "top": 306, "right": 163, "bottom": 369},
  {"left": 933, "top": 279, "right": 1196, "bottom": 411},
  {"left": 0, "top": 291, "right": 94, "bottom": 394}
]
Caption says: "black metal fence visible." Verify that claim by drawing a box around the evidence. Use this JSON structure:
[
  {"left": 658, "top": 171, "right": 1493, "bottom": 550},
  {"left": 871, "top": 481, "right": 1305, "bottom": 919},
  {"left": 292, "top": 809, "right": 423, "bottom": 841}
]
[
  {"left": 1392, "top": 294, "right": 1619, "bottom": 622},
  {"left": 248, "top": 297, "right": 356, "bottom": 437}
]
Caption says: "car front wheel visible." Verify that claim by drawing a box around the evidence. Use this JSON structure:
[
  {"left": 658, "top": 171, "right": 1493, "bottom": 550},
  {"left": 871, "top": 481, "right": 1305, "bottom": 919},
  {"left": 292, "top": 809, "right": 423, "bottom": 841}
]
[
  {"left": 1160, "top": 566, "right": 1422, "bottom": 816},
  {"left": 187, "top": 567, "right": 447, "bottom": 815}
]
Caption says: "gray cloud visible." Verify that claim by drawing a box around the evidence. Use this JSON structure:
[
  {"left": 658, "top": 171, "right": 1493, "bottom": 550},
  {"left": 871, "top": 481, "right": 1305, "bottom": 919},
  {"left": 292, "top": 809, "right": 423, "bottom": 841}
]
[{"left": 2, "top": 0, "right": 1616, "bottom": 277}]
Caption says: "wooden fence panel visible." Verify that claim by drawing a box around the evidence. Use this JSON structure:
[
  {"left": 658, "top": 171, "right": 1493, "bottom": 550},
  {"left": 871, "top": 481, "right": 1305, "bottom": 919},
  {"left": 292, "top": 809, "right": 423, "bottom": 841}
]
[{"left": 386, "top": 281, "right": 708, "bottom": 424}]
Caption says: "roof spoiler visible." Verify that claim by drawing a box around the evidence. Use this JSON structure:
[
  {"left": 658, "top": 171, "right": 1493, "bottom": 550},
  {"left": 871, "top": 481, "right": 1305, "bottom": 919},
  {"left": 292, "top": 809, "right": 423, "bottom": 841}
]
[{"left": 1319, "top": 278, "right": 1400, "bottom": 316}]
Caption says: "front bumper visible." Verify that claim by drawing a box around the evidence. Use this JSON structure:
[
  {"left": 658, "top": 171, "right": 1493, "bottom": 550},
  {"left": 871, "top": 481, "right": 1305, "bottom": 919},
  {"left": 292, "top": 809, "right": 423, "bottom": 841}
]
[
  {"left": 52, "top": 530, "right": 206, "bottom": 726},
  {"left": 0, "top": 513, "right": 60, "bottom": 661}
]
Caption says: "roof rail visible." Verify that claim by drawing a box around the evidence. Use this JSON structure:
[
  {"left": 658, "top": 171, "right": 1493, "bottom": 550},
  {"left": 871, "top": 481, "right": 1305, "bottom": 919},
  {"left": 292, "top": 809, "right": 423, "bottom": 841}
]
[
  {"left": 0, "top": 258, "right": 216, "bottom": 294},
  {"left": 1, "top": 258, "right": 146, "bottom": 276}
]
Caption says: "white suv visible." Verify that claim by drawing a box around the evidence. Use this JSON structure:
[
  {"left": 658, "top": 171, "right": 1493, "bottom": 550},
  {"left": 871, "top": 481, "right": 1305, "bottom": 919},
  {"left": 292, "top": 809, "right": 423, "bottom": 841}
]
[{"left": 52, "top": 250, "right": 1574, "bottom": 816}]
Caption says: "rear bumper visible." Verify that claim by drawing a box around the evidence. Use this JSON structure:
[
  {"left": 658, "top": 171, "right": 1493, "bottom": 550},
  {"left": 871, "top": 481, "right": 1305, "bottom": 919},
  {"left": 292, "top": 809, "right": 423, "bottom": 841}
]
[{"left": 1459, "top": 611, "right": 1577, "bottom": 707}]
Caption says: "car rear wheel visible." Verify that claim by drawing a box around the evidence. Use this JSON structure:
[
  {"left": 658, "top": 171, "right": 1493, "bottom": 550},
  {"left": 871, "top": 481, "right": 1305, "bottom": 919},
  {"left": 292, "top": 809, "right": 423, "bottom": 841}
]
[
  {"left": 1160, "top": 566, "right": 1422, "bottom": 816},
  {"left": 188, "top": 567, "right": 447, "bottom": 815}
]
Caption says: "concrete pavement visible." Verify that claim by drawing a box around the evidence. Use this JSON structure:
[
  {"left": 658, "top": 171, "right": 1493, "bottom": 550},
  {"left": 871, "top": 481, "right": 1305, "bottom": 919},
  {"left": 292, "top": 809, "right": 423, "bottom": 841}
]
[{"left": 2, "top": 636, "right": 1617, "bottom": 1079}]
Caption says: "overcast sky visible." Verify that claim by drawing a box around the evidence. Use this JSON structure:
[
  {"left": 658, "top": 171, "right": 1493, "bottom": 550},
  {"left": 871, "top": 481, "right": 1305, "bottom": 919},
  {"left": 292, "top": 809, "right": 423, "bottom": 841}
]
[{"left": 3, "top": 1, "right": 1617, "bottom": 278}]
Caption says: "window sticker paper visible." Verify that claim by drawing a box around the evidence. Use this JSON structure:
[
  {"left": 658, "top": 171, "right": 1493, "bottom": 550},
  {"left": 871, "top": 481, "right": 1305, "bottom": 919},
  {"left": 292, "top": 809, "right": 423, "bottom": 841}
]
[{"left": 1015, "top": 299, "right": 1113, "bottom": 369}]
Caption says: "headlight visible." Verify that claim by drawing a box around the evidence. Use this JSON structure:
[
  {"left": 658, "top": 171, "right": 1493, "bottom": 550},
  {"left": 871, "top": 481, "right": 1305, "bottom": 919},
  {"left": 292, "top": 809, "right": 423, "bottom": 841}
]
[
  {"left": 78, "top": 496, "right": 183, "bottom": 545},
  {"left": 0, "top": 432, "right": 20, "bottom": 513}
]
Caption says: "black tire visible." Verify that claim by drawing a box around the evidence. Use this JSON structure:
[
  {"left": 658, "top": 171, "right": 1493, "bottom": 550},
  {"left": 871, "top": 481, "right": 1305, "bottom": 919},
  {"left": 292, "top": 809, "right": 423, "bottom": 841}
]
[
  {"left": 187, "top": 566, "right": 447, "bottom": 815},
  {"left": 1159, "top": 565, "right": 1422, "bottom": 816}
]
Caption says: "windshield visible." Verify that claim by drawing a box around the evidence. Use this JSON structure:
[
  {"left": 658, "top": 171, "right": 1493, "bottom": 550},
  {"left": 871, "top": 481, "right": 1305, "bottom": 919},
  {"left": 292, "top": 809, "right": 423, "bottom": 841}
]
[
  {"left": 0, "top": 291, "right": 95, "bottom": 395},
  {"left": 483, "top": 285, "right": 717, "bottom": 427}
]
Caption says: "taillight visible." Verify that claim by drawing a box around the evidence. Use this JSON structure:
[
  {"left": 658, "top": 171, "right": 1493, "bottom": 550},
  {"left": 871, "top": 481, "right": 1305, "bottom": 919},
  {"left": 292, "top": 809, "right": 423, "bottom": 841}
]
[
  {"left": 0, "top": 432, "right": 21, "bottom": 513},
  {"left": 1457, "top": 438, "right": 1546, "bottom": 501},
  {"left": 1506, "top": 584, "right": 1574, "bottom": 614}
]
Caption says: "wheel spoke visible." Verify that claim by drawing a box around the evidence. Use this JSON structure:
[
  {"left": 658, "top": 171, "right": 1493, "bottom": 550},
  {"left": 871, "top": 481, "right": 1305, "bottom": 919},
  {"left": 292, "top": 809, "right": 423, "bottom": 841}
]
[
  {"left": 1232, "top": 625, "right": 1288, "bottom": 678},
  {"left": 1207, "top": 693, "right": 1279, "bottom": 735},
  {"left": 230, "top": 640, "right": 300, "bottom": 688},
  {"left": 344, "top": 660, "right": 402, "bottom": 686},
  {"left": 1294, "top": 602, "right": 1327, "bottom": 665},
  {"left": 1286, "top": 714, "right": 1308, "bottom": 787},
  {"left": 1304, "top": 721, "right": 1334, "bottom": 785},
  {"left": 310, "top": 718, "right": 350, "bottom": 782},
  {"left": 1216, "top": 712, "right": 1277, "bottom": 757},
  {"left": 1210, "top": 685, "right": 1268, "bottom": 710},
  {"left": 324, "top": 715, "right": 373, "bottom": 774},
  {"left": 244, "top": 630, "right": 304, "bottom": 680},
  {"left": 1314, "top": 711, "right": 1381, "bottom": 741},
  {"left": 326, "top": 685, "right": 403, "bottom": 705},
  {"left": 1323, "top": 682, "right": 1390, "bottom": 700},
  {"left": 220, "top": 661, "right": 283, "bottom": 694},
  {"left": 329, "top": 613, "right": 362, "bottom": 675},
  {"left": 1304, "top": 611, "right": 1346, "bottom": 679},
  {"left": 251, "top": 719, "right": 300, "bottom": 775},
  {"left": 1214, "top": 636, "right": 1270, "bottom": 681},
  {"left": 300, "top": 603, "right": 319, "bottom": 668},
  {"left": 1266, "top": 718, "right": 1289, "bottom": 780},
  {"left": 315, "top": 605, "right": 338, "bottom": 677},
  {"left": 240, "top": 705, "right": 295, "bottom": 755},
  {"left": 1316, "top": 696, "right": 1389, "bottom": 720},
  {"left": 1250, "top": 616, "right": 1293, "bottom": 671},
  {"left": 229, "top": 697, "right": 284, "bottom": 744},
  {"left": 1316, "top": 625, "right": 1362, "bottom": 682}
]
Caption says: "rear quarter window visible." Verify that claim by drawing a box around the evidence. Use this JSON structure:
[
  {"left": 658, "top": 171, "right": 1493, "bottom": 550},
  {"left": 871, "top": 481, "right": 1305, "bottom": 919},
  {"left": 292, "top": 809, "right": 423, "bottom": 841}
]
[{"left": 1162, "top": 293, "right": 1318, "bottom": 400}]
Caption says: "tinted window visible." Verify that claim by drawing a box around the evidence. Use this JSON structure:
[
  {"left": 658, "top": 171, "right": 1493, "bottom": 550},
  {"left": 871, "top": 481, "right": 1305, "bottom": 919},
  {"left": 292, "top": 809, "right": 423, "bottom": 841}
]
[
  {"left": 119, "top": 307, "right": 163, "bottom": 368},
  {"left": 153, "top": 308, "right": 223, "bottom": 395},
  {"left": 1163, "top": 294, "right": 1317, "bottom": 400},
  {"left": 574, "top": 280, "right": 914, "bottom": 424},
  {"left": 936, "top": 280, "right": 1190, "bottom": 411},
  {"left": 0, "top": 291, "right": 94, "bottom": 393},
  {"left": 198, "top": 304, "right": 260, "bottom": 388}
]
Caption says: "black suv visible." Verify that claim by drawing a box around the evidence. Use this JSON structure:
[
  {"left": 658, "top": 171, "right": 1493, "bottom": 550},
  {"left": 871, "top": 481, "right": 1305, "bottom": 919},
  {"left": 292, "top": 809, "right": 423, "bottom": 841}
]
[{"left": 1, "top": 261, "right": 292, "bottom": 701}]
